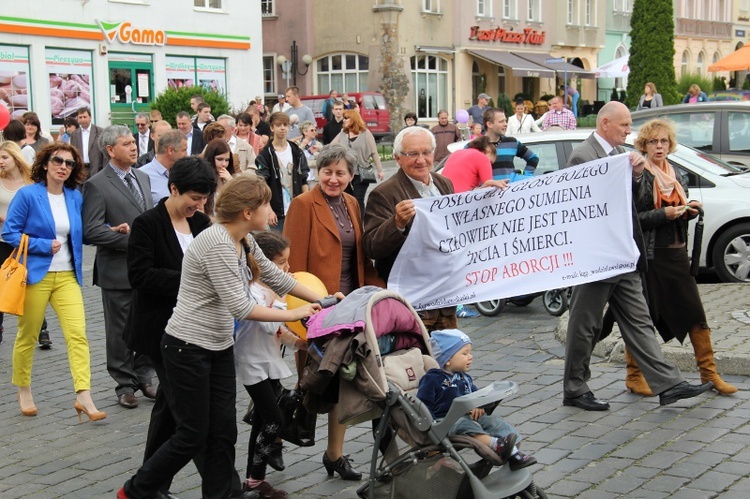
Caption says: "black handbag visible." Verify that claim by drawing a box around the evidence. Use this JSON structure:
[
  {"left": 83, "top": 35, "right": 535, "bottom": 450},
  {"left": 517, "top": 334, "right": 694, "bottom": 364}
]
[{"left": 277, "top": 388, "right": 317, "bottom": 447}]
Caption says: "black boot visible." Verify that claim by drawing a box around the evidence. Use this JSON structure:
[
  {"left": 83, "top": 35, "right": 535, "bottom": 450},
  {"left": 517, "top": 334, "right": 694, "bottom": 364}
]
[{"left": 267, "top": 442, "right": 285, "bottom": 471}]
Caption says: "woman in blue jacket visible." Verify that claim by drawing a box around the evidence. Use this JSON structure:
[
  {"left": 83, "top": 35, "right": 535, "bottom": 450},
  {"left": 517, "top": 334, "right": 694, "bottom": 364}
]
[{"left": 2, "top": 143, "right": 106, "bottom": 422}]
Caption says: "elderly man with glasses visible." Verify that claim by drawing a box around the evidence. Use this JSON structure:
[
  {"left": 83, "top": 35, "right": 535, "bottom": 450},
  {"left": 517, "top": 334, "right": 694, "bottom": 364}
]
[{"left": 363, "top": 126, "right": 457, "bottom": 331}]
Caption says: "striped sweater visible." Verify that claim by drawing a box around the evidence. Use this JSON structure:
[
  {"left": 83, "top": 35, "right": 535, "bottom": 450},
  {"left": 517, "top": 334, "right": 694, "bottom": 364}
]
[
  {"left": 491, "top": 136, "right": 539, "bottom": 181},
  {"left": 165, "top": 224, "right": 297, "bottom": 351}
]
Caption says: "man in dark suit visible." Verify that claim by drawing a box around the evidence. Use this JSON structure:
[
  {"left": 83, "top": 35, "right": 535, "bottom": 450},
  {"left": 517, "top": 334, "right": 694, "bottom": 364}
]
[
  {"left": 363, "top": 126, "right": 456, "bottom": 332},
  {"left": 133, "top": 112, "right": 154, "bottom": 158},
  {"left": 82, "top": 125, "right": 155, "bottom": 409},
  {"left": 176, "top": 111, "right": 205, "bottom": 155},
  {"left": 563, "top": 101, "right": 713, "bottom": 410},
  {"left": 69, "top": 107, "right": 108, "bottom": 178}
]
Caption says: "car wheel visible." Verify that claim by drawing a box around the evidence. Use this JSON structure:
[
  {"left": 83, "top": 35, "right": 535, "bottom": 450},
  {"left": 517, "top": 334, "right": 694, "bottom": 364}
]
[
  {"left": 475, "top": 299, "right": 506, "bottom": 317},
  {"left": 712, "top": 223, "right": 750, "bottom": 282}
]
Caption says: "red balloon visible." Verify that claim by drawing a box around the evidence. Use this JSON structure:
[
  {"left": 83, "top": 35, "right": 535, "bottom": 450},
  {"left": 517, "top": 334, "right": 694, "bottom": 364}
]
[{"left": 0, "top": 104, "right": 10, "bottom": 131}]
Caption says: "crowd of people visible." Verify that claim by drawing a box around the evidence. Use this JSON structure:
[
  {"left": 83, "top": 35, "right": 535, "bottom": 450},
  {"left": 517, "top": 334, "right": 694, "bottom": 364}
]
[{"left": 0, "top": 81, "right": 737, "bottom": 498}]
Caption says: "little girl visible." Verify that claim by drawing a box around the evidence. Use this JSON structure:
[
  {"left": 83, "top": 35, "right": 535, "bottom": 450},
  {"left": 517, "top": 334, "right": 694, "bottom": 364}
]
[
  {"left": 469, "top": 122, "right": 483, "bottom": 140},
  {"left": 417, "top": 329, "right": 537, "bottom": 471},
  {"left": 235, "top": 230, "right": 307, "bottom": 498}
]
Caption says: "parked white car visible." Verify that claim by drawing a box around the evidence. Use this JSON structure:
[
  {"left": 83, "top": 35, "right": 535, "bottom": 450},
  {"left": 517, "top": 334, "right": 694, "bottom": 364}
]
[{"left": 440, "top": 131, "right": 750, "bottom": 282}]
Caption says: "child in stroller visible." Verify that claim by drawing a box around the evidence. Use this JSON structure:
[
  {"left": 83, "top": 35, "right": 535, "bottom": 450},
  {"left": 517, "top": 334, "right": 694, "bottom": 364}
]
[{"left": 418, "top": 329, "right": 537, "bottom": 471}]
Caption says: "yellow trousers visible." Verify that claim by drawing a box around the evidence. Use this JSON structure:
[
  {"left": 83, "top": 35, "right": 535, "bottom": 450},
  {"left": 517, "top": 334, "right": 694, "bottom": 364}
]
[{"left": 13, "top": 271, "right": 91, "bottom": 392}]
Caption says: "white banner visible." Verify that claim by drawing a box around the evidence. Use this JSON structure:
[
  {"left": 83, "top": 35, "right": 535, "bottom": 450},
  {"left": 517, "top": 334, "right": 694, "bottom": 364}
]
[{"left": 388, "top": 154, "right": 640, "bottom": 310}]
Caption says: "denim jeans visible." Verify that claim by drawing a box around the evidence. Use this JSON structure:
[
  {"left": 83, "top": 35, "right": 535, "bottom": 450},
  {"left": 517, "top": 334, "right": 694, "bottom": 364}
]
[{"left": 449, "top": 413, "right": 520, "bottom": 443}]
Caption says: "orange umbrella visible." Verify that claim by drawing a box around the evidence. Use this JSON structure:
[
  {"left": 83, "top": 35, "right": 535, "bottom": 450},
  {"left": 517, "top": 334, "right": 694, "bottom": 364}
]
[{"left": 709, "top": 45, "right": 750, "bottom": 72}]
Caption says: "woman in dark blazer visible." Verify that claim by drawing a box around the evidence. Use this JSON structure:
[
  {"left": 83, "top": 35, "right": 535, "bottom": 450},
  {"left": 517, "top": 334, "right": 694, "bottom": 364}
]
[{"left": 125, "top": 156, "right": 216, "bottom": 497}]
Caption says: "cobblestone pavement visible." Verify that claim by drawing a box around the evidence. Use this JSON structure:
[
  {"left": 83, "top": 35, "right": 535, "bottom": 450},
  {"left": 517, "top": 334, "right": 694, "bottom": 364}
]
[{"left": 2, "top": 250, "right": 750, "bottom": 498}]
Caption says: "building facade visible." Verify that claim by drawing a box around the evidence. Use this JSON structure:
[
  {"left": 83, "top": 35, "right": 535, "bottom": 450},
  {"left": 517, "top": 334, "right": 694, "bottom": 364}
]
[
  {"left": 673, "top": 0, "right": 734, "bottom": 79},
  {"left": 262, "top": 0, "right": 605, "bottom": 129},
  {"left": 0, "top": 0, "right": 262, "bottom": 131},
  {"left": 597, "top": 0, "right": 632, "bottom": 102}
]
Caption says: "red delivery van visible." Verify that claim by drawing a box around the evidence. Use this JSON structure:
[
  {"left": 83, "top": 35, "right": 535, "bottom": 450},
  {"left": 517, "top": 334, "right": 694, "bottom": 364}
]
[{"left": 301, "top": 92, "right": 391, "bottom": 140}]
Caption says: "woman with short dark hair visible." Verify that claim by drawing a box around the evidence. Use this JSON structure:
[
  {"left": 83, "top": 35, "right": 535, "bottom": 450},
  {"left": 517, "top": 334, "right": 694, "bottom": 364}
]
[{"left": 125, "top": 157, "right": 216, "bottom": 497}]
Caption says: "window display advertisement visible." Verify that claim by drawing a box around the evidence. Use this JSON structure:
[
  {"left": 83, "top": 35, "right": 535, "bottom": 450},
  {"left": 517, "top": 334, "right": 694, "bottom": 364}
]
[
  {"left": 166, "top": 56, "right": 196, "bottom": 89},
  {"left": 46, "top": 48, "right": 93, "bottom": 125},
  {"left": 196, "top": 58, "right": 226, "bottom": 93},
  {"left": 0, "top": 45, "right": 31, "bottom": 120}
]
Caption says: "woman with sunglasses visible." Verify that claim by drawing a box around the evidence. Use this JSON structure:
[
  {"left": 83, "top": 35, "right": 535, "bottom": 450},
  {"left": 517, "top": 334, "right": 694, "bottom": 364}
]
[{"left": 2, "top": 143, "right": 106, "bottom": 422}]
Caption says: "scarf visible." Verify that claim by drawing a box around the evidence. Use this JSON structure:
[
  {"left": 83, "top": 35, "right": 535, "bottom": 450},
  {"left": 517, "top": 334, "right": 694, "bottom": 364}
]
[{"left": 644, "top": 157, "right": 687, "bottom": 209}]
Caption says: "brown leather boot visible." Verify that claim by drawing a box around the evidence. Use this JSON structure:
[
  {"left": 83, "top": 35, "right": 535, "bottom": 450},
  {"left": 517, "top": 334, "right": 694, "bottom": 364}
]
[
  {"left": 689, "top": 326, "right": 737, "bottom": 395},
  {"left": 625, "top": 347, "right": 653, "bottom": 396}
]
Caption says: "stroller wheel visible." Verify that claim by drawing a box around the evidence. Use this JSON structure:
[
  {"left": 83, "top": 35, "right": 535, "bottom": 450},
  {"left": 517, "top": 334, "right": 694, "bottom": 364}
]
[
  {"left": 509, "top": 482, "right": 548, "bottom": 499},
  {"left": 475, "top": 299, "right": 506, "bottom": 317},
  {"left": 542, "top": 288, "right": 568, "bottom": 317}
]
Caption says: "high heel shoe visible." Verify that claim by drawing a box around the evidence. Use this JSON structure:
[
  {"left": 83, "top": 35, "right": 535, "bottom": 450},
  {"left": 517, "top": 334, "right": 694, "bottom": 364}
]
[
  {"left": 17, "top": 392, "right": 37, "bottom": 417},
  {"left": 74, "top": 401, "right": 107, "bottom": 422},
  {"left": 322, "top": 451, "right": 362, "bottom": 481}
]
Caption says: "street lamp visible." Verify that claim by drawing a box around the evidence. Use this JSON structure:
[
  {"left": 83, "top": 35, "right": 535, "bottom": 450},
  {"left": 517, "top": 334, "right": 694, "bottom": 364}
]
[{"left": 277, "top": 40, "right": 312, "bottom": 88}]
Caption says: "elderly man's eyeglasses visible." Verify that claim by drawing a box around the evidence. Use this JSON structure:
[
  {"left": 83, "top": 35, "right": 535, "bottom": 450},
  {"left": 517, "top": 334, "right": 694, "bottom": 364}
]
[
  {"left": 647, "top": 139, "right": 670, "bottom": 146},
  {"left": 50, "top": 155, "right": 76, "bottom": 169},
  {"left": 401, "top": 149, "right": 435, "bottom": 160}
]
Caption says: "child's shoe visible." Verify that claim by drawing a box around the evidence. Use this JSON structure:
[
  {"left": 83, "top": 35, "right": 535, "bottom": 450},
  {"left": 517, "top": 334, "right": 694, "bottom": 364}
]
[
  {"left": 493, "top": 434, "right": 518, "bottom": 462},
  {"left": 509, "top": 451, "right": 537, "bottom": 471}
]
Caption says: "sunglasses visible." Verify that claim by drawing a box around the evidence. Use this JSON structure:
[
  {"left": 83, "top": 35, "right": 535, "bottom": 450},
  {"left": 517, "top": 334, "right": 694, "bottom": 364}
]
[{"left": 50, "top": 155, "right": 76, "bottom": 169}]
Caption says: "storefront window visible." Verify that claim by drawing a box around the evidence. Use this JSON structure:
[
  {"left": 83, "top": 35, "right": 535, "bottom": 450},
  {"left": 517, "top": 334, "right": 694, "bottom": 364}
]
[
  {"left": 0, "top": 44, "right": 31, "bottom": 121},
  {"left": 46, "top": 48, "right": 93, "bottom": 125},
  {"left": 165, "top": 56, "right": 226, "bottom": 93},
  {"left": 316, "top": 53, "right": 368, "bottom": 93},
  {"left": 411, "top": 55, "right": 448, "bottom": 120}
]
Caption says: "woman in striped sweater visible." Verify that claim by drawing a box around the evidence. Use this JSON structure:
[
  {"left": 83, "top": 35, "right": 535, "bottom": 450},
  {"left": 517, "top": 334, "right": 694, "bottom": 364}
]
[{"left": 120, "top": 175, "right": 329, "bottom": 499}]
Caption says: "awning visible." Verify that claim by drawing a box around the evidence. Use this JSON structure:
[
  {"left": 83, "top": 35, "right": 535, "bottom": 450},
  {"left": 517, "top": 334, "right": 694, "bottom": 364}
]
[
  {"left": 415, "top": 45, "right": 456, "bottom": 55},
  {"left": 468, "top": 50, "right": 554, "bottom": 78},
  {"left": 708, "top": 45, "right": 750, "bottom": 72},
  {"left": 515, "top": 52, "right": 596, "bottom": 79}
]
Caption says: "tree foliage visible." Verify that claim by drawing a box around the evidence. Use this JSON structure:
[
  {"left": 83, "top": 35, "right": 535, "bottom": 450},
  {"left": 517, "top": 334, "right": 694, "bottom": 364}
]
[
  {"left": 151, "top": 85, "right": 229, "bottom": 127},
  {"left": 625, "top": 0, "right": 681, "bottom": 108}
]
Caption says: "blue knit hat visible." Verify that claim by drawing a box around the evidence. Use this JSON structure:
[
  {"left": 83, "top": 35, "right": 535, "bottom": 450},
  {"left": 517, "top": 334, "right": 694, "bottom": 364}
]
[{"left": 430, "top": 329, "right": 472, "bottom": 368}]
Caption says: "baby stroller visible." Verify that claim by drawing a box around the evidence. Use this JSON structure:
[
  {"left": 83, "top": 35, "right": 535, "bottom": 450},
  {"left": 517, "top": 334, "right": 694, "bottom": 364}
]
[{"left": 303, "top": 287, "right": 546, "bottom": 499}]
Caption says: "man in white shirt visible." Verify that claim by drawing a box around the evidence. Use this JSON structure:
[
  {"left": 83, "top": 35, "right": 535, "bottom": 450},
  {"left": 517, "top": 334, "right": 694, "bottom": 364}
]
[
  {"left": 136, "top": 120, "right": 172, "bottom": 167},
  {"left": 284, "top": 86, "right": 315, "bottom": 140},
  {"left": 271, "top": 94, "right": 291, "bottom": 114},
  {"left": 69, "top": 106, "right": 108, "bottom": 177},
  {"left": 177, "top": 111, "right": 205, "bottom": 155},
  {"left": 140, "top": 130, "right": 188, "bottom": 204},
  {"left": 132, "top": 113, "right": 153, "bottom": 157}
]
